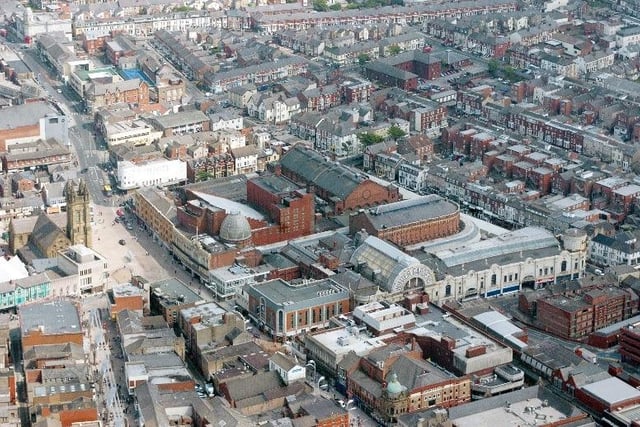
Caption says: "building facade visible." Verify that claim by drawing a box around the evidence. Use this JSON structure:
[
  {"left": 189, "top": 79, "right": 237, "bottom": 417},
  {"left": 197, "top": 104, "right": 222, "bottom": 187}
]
[
  {"left": 245, "top": 278, "right": 350, "bottom": 339},
  {"left": 349, "top": 196, "right": 459, "bottom": 248}
]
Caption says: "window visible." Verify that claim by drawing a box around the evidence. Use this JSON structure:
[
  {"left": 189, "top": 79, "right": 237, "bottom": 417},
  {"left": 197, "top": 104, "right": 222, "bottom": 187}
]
[{"left": 491, "top": 274, "right": 496, "bottom": 285}]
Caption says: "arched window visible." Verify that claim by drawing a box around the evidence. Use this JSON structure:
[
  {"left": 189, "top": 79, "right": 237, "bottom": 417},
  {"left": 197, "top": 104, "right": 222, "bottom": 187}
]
[
  {"left": 561, "top": 260, "right": 567, "bottom": 272},
  {"left": 445, "top": 284, "right": 451, "bottom": 297}
]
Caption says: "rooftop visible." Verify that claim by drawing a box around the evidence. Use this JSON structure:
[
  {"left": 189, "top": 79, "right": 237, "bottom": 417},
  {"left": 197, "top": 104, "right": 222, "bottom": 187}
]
[
  {"left": 150, "top": 278, "right": 202, "bottom": 306},
  {"left": 449, "top": 385, "right": 584, "bottom": 427},
  {"left": 359, "top": 195, "right": 458, "bottom": 230},
  {"left": 581, "top": 376, "right": 640, "bottom": 406},
  {"left": 20, "top": 299, "right": 80, "bottom": 336},
  {"left": 0, "top": 101, "right": 57, "bottom": 130},
  {"left": 247, "top": 278, "right": 349, "bottom": 312},
  {"left": 306, "top": 326, "right": 388, "bottom": 360},
  {"left": 434, "top": 226, "right": 558, "bottom": 268},
  {"left": 112, "top": 283, "right": 145, "bottom": 299}
]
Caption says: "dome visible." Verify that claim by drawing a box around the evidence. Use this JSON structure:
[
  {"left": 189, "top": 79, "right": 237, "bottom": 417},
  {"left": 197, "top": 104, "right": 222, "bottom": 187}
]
[
  {"left": 219, "top": 211, "right": 252, "bottom": 243},
  {"left": 386, "top": 372, "right": 405, "bottom": 396}
]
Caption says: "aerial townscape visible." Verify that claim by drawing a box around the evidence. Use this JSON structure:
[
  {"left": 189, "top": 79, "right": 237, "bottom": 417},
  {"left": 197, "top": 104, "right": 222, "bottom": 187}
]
[{"left": 8, "top": 0, "right": 640, "bottom": 426}]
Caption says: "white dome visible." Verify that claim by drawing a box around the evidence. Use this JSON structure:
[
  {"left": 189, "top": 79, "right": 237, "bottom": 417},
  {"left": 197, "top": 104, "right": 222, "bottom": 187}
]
[{"left": 219, "top": 211, "right": 251, "bottom": 243}]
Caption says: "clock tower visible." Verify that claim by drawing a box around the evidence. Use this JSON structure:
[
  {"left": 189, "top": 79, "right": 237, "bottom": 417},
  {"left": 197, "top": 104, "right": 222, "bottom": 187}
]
[{"left": 65, "top": 179, "right": 93, "bottom": 248}]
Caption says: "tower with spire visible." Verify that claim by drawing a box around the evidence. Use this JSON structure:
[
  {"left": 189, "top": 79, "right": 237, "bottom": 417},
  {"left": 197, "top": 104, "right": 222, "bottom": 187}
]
[{"left": 65, "top": 179, "right": 92, "bottom": 248}]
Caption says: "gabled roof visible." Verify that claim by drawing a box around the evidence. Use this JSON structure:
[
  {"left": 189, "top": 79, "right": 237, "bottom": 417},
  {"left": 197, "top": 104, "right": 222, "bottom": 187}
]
[
  {"left": 30, "top": 213, "right": 69, "bottom": 254},
  {"left": 280, "top": 145, "right": 367, "bottom": 200}
]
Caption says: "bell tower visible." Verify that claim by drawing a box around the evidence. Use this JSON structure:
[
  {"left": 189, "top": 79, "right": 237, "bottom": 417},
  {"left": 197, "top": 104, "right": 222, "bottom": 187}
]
[{"left": 66, "top": 179, "right": 93, "bottom": 248}]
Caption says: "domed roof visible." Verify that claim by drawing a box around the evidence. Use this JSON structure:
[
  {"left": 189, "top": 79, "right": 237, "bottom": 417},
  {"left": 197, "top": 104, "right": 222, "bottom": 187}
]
[
  {"left": 219, "top": 211, "right": 251, "bottom": 243},
  {"left": 386, "top": 372, "right": 404, "bottom": 396}
]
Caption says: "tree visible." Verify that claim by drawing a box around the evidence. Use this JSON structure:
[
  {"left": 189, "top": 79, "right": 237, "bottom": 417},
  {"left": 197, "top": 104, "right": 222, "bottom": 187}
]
[
  {"left": 329, "top": 3, "right": 341, "bottom": 10},
  {"left": 487, "top": 59, "right": 499, "bottom": 77},
  {"left": 504, "top": 65, "right": 516, "bottom": 82},
  {"left": 388, "top": 45, "right": 402, "bottom": 55},
  {"left": 313, "top": 0, "right": 329, "bottom": 11},
  {"left": 358, "top": 132, "right": 385, "bottom": 147},
  {"left": 387, "top": 124, "right": 406, "bottom": 141},
  {"left": 358, "top": 53, "right": 371, "bottom": 66},
  {"left": 196, "top": 170, "right": 214, "bottom": 182}
]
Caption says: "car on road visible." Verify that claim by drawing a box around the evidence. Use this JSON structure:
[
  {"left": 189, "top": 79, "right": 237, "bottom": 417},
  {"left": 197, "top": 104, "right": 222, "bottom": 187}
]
[
  {"left": 118, "top": 239, "right": 126, "bottom": 245},
  {"left": 126, "top": 224, "right": 133, "bottom": 230}
]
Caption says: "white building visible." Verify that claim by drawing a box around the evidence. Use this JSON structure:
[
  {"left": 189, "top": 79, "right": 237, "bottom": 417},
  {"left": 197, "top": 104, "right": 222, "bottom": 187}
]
[
  {"left": 304, "top": 326, "right": 388, "bottom": 376},
  {"left": 353, "top": 302, "right": 416, "bottom": 335},
  {"left": 423, "top": 227, "right": 587, "bottom": 303},
  {"left": 208, "top": 264, "right": 269, "bottom": 301},
  {"left": 269, "top": 352, "right": 306, "bottom": 386},
  {"left": 617, "top": 26, "right": 640, "bottom": 48},
  {"left": 589, "top": 232, "right": 640, "bottom": 267},
  {"left": 16, "top": 8, "right": 72, "bottom": 42},
  {"left": 105, "top": 121, "right": 162, "bottom": 148},
  {"left": 117, "top": 158, "right": 187, "bottom": 190},
  {"left": 57, "top": 245, "right": 109, "bottom": 294},
  {"left": 209, "top": 112, "right": 243, "bottom": 131},
  {"left": 397, "top": 163, "right": 428, "bottom": 192}
]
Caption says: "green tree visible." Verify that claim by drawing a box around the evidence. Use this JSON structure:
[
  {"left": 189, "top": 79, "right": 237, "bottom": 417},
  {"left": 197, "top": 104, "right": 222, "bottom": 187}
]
[
  {"left": 388, "top": 45, "right": 402, "bottom": 55},
  {"left": 358, "top": 53, "right": 371, "bottom": 66},
  {"left": 358, "top": 132, "right": 385, "bottom": 147},
  {"left": 504, "top": 65, "right": 516, "bottom": 81},
  {"left": 313, "top": 0, "right": 329, "bottom": 11},
  {"left": 387, "top": 124, "right": 406, "bottom": 141},
  {"left": 329, "top": 3, "right": 341, "bottom": 10},
  {"left": 487, "top": 59, "right": 499, "bottom": 77},
  {"left": 196, "top": 170, "right": 214, "bottom": 182}
]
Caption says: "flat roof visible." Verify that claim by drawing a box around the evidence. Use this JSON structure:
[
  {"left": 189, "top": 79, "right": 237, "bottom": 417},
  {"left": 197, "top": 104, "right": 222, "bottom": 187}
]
[
  {"left": 20, "top": 299, "right": 80, "bottom": 336},
  {"left": 581, "top": 377, "right": 640, "bottom": 405},
  {"left": 247, "top": 278, "right": 349, "bottom": 312},
  {"left": 150, "top": 278, "right": 202, "bottom": 305},
  {"left": 451, "top": 393, "right": 569, "bottom": 427},
  {"left": 0, "top": 101, "right": 57, "bottom": 130},
  {"left": 435, "top": 226, "right": 558, "bottom": 268},
  {"left": 112, "top": 283, "right": 145, "bottom": 298},
  {"left": 308, "top": 326, "right": 389, "bottom": 359}
]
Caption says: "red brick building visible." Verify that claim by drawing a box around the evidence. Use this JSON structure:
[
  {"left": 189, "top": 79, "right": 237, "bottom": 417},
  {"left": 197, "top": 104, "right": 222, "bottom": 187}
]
[
  {"left": 619, "top": 325, "right": 640, "bottom": 365},
  {"left": 245, "top": 278, "right": 350, "bottom": 339},
  {"left": 109, "top": 284, "right": 145, "bottom": 319},
  {"left": 85, "top": 79, "right": 149, "bottom": 112},
  {"left": 364, "top": 50, "right": 444, "bottom": 91},
  {"left": 247, "top": 173, "right": 315, "bottom": 245},
  {"left": 177, "top": 174, "right": 314, "bottom": 247},
  {"left": 524, "top": 286, "right": 637, "bottom": 340},
  {"left": 349, "top": 195, "right": 459, "bottom": 248},
  {"left": 279, "top": 145, "right": 400, "bottom": 215},
  {"left": 340, "top": 78, "right": 374, "bottom": 104},
  {"left": 19, "top": 300, "right": 83, "bottom": 351},
  {"left": 81, "top": 32, "right": 109, "bottom": 54},
  {"left": 347, "top": 343, "right": 471, "bottom": 425}
]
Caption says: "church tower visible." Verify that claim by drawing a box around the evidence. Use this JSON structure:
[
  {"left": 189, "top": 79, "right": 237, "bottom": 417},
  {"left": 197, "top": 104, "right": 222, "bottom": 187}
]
[{"left": 65, "top": 179, "right": 92, "bottom": 248}]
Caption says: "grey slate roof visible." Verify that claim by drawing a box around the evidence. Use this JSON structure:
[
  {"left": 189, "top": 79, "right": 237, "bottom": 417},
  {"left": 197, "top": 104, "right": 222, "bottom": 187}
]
[
  {"left": 280, "top": 145, "right": 367, "bottom": 200},
  {"left": 360, "top": 195, "right": 457, "bottom": 230}
]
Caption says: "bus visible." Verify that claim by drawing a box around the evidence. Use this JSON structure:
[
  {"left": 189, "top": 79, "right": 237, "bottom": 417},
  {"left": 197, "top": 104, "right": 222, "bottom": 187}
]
[{"left": 102, "top": 172, "right": 112, "bottom": 197}]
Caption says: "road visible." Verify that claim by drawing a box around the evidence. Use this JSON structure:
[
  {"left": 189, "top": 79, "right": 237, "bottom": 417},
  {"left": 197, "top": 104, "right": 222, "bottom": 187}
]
[{"left": 17, "top": 46, "right": 112, "bottom": 206}]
